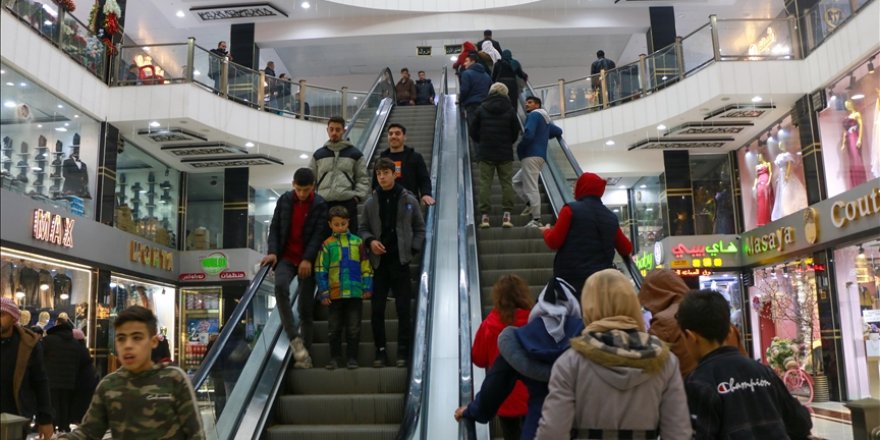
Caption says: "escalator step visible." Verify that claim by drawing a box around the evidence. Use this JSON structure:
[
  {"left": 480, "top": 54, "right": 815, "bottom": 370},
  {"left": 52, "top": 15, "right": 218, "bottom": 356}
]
[
  {"left": 478, "top": 252, "right": 554, "bottom": 269},
  {"left": 312, "top": 320, "right": 398, "bottom": 343},
  {"left": 266, "top": 423, "right": 399, "bottom": 440},
  {"left": 307, "top": 342, "right": 402, "bottom": 367},
  {"left": 285, "top": 367, "right": 407, "bottom": 394},
  {"left": 276, "top": 393, "right": 404, "bottom": 425}
]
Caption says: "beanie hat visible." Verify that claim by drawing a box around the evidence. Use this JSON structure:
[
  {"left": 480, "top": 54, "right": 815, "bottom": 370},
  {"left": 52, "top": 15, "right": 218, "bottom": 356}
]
[
  {"left": 1, "top": 298, "right": 21, "bottom": 323},
  {"left": 488, "top": 82, "right": 508, "bottom": 97},
  {"left": 72, "top": 328, "right": 85, "bottom": 340}
]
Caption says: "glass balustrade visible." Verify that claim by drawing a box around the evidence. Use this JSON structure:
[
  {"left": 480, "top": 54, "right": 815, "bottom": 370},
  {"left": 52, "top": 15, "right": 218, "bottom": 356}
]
[
  {"left": 680, "top": 24, "right": 715, "bottom": 74},
  {"left": 645, "top": 44, "right": 680, "bottom": 89},
  {"left": 303, "top": 85, "right": 343, "bottom": 121},
  {"left": 117, "top": 44, "right": 188, "bottom": 85},
  {"left": 562, "top": 76, "right": 599, "bottom": 115},
  {"left": 605, "top": 58, "right": 643, "bottom": 106},
  {"left": 714, "top": 18, "right": 796, "bottom": 60}
]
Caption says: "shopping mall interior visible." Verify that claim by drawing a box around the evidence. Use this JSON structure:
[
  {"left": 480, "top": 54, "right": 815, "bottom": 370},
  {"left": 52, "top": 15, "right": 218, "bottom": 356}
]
[{"left": 0, "top": 0, "right": 878, "bottom": 438}]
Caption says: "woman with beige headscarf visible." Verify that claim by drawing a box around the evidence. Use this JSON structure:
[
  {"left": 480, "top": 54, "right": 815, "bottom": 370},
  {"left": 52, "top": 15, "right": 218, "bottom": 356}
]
[{"left": 536, "top": 269, "right": 692, "bottom": 440}]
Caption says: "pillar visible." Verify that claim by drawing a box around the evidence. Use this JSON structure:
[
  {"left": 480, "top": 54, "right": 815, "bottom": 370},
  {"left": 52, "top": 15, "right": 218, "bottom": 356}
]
[
  {"left": 647, "top": 7, "right": 677, "bottom": 53},
  {"left": 792, "top": 94, "right": 827, "bottom": 205},
  {"left": 230, "top": 23, "right": 256, "bottom": 69},
  {"left": 96, "top": 122, "right": 119, "bottom": 225},
  {"left": 222, "top": 167, "right": 249, "bottom": 248}
]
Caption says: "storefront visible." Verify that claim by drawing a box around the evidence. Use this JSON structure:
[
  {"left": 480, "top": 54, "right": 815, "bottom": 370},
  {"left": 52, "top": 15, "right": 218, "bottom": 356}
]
[{"left": 741, "top": 179, "right": 880, "bottom": 401}]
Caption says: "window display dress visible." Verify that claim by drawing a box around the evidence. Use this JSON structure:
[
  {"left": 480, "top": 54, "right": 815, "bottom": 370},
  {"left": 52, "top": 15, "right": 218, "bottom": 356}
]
[
  {"left": 771, "top": 151, "right": 808, "bottom": 221},
  {"left": 843, "top": 115, "right": 867, "bottom": 187},
  {"left": 872, "top": 97, "right": 879, "bottom": 178},
  {"left": 755, "top": 160, "right": 773, "bottom": 226}
]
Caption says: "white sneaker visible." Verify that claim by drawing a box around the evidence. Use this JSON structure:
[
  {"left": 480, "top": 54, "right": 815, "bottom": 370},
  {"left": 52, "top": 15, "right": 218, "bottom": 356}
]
[
  {"left": 291, "top": 337, "right": 309, "bottom": 363},
  {"left": 524, "top": 219, "right": 543, "bottom": 229},
  {"left": 480, "top": 214, "right": 490, "bottom": 229},
  {"left": 520, "top": 205, "right": 531, "bottom": 216},
  {"left": 501, "top": 212, "right": 513, "bottom": 228},
  {"left": 293, "top": 356, "right": 313, "bottom": 369}
]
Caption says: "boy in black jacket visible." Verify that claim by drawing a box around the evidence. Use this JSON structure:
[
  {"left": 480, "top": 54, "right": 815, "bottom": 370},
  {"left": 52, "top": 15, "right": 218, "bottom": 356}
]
[
  {"left": 372, "top": 123, "right": 434, "bottom": 206},
  {"left": 677, "top": 290, "right": 813, "bottom": 440},
  {"left": 261, "top": 168, "right": 329, "bottom": 369}
]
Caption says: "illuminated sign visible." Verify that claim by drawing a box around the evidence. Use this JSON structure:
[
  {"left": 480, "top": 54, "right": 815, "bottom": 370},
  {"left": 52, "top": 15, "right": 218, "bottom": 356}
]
[
  {"left": 129, "top": 241, "right": 174, "bottom": 272},
  {"left": 201, "top": 252, "right": 229, "bottom": 275},
  {"left": 635, "top": 252, "right": 654, "bottom": 271},
  {"left": 670, "top": 240, "right": 738, "bottom": 259},
  {"left": 179, "top": 273, "right": 206, "bottom": 281},
  {"left": 219, "top": 271, "right": 246, "bottom": 279},
  {"left": 830, "top": 187, "right": 879, "bottom": 229},
  {"left": 743, "top": 226, "right": 796, "bottom": 256},
  {"left": 32, "top": 209, "right": 75, "bottom": 248},
  {"left": 673, "top": 269, "right": 713, "bottom": 277},
  {"left": 748, "top": 27, "right": 776, "bottom": 56}
]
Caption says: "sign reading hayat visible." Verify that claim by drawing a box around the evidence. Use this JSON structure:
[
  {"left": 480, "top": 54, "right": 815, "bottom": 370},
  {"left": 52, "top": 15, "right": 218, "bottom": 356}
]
[{"left": 32, "top": 209, "right": 75, "bottom": 248}]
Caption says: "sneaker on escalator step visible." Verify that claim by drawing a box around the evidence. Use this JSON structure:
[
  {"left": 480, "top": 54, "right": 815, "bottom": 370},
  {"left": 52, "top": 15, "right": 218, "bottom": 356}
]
[
  {"left": 325, "top": 359, "right": 339, "bottom": 370},
  {"left": 373, "top": 348, "right": 389, "bottom": 368},
  {"left": 347, "top": 358, "right": 359, "bottom": 369},
  {"left": 524, "top": 219, "right": 543, "bottom": 229},
  {"left": 520, "top": 204, "right": 531, "bottom": 216},
  {"left": 291, "top": 337, "right": 309, "bottom": 363},
  {"left": 501, "top": 212, "right": 513, "bottom": 228},
  {"left": 480, "top": 214, "right": 490, "bottom": 229}
]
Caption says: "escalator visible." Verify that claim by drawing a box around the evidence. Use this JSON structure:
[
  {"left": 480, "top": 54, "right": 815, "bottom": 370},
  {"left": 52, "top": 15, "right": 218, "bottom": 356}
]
[{"left": 191, "top": 68, "right": 449, "bottom": 440}]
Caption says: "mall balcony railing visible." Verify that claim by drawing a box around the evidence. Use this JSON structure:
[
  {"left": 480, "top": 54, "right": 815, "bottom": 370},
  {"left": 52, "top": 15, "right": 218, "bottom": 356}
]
[{"left": 529, "top": 0, "right": 874, "bottom": 118}]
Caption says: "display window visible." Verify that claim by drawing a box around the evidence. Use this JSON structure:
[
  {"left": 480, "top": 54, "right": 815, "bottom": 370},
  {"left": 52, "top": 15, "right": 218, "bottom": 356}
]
[
  {"left": 818, "top": 55, "right": 880, "bottom": 198},
  {"left": 0, "top": 247, "right": 93, "bottom": 339},
  {"left": 0, "top": 63, "right": 99, "bottom": 218},
  {"left": 833, "top": 241, "right": 880, "bottom": 399},
  {"left": 180, "top": 287, "right": 224, "bottom": 373},
  {"left": 737, "top": 114, "right": 809, "bottom": 231},
  {"left": 690, "top": 155, "right": 736, "bottom": 235},
  {"left": 251, "top": 188, "right": 277, "bottom": 255},
  {"left": 115, "top": 139, "right": 181, "bottom": 248},
  {"left": 185, "top": 173, "right": 224, "bottom": 250},
  {"left": 632, "top": 175, "right": 666, "bottom": 251},
  {"left": 699, "top": 273, "right": 746, "bottom": 351}
]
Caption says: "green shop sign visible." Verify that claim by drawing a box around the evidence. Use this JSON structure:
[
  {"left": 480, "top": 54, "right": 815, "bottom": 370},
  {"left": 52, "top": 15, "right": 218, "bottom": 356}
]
[{"left": 200, "top": 252, "right": 229, "bottom": 275}]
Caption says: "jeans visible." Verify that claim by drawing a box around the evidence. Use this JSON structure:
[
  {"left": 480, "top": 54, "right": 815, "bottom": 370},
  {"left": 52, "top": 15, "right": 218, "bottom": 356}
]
[
  {"left": 371, "top": 258, "right": 412, "bottom": 355},
  {"left": 328, "top": 298, "right": 362, "bottom": 360},
  {"left": 512, "top": 157, "right": 545, "bottom": 220},
  {"left": 326, "top": 199, "right": 360, "bottom": 236},
  {"left": 274, "top": 260, "right": 317, "bottom": 349},
  {"left": 478, "top": 161, "right": 515, "bottom": 215}
]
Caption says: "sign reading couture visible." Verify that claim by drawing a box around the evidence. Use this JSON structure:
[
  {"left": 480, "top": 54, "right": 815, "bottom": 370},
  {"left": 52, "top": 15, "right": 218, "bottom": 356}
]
[{"left": 32, "top": 209, "right": 74, "bottom": 248}]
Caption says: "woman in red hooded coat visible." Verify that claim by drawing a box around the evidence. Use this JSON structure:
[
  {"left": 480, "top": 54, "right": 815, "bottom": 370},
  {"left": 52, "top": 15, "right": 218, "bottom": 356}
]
[
  {"left": 453, "top": 41, "right": 478, "bottom": 76},
  {"left": 471, "top": 274, "right": 533, "bottom": 440}
]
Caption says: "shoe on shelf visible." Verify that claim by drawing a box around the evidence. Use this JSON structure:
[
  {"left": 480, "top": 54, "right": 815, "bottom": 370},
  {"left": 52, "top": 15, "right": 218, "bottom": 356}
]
[
  {"left": 479, "top": 214, "right": 490, "bottom": 229},
  {"left": 293, "top": 356, "right": 313, "bottom": 369},
  {"left": 347, "top": 358, "right": 359, "bottom": 369},
  {"left": 520, "top": 205, "right": 531, "bottom": 216},
  {"left": 501, "top": 212, "right": 513, "bottom": 228},
  {"left": 291, "top": 337, "right": 309, "bottom": 363},
  {"left": 325, "top": 359, "right": 339, "bottom": 370},
  {"left": 373, "top": 348, "right": 389, "bottom": 368},
  {"left": 524, "top": 219, "right": 543, "bottom": 229}
]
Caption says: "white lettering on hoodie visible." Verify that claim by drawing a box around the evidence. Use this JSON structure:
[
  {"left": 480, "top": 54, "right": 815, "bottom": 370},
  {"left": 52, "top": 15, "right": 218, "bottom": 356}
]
[{"left": 716, "top": 377, "right": 773, "bottom": 395}]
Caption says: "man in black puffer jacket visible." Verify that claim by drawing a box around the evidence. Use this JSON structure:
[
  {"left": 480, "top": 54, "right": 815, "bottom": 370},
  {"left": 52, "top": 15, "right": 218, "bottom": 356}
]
[
  {"left": 42, "top": 317, "right": 91, "bottom": 432},
  {"left": 469, "top": 82, "right": 521, "bottom": 229}
]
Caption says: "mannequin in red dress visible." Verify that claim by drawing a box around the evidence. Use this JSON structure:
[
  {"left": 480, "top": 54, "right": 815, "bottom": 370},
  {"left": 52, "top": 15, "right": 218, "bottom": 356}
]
[{"left": 753, "top": 153, "right": 773, "bottom": 226}]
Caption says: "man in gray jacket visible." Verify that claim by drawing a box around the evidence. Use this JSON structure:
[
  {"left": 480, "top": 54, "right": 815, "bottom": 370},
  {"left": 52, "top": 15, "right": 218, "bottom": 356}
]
[
  {"left": 359, "top": 158, "right": 425, "bottom": 368},
  {"left": 310, "top": 116, "right": 371, "bottom": 233}
]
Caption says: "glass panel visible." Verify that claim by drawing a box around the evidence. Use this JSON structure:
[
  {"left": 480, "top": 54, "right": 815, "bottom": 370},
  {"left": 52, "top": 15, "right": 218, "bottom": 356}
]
[
  {"left": 59, "top": 12, "right": 105, "bottom": 78},
  {"left": 192, "top": 46, "right": 219, "bottom": 92},
  {"left": 304, "top": 85, "right": 343, "bottom": 120},
  {"left": 263, "top": 75, "right": 297, "bottom": 116},
  {"left": 6, "top": 0, "right": 60, "bottom": 49},
  {"left": 689, "top": 154, "right": 735, "bottom": 235},
  {"left": 633, "top": 175, "right": 666, "bottom": 252},
  {"left": 250, "top": 188, "right": 277, "bottom": 255},
  {"left": 117, "top": 44, "right": 188, "bottom": 85},
  {"left": 0, "top": 63, "right": 100, "bottom": 218},
  {"left": 562, "top": 76, "right": 599, "bottom": 115},
  {"left": 227, "top": 62, "right": 258, "bottom": 105},
  {"left": 715, "top": 18, "right": 794, "bottom": 60},
  {"left": 680, "top": 24, "right": 714, "bottom": 74},
  {"left": 544, "top": 140, "right": 578, "bottom": 201},
  {"left": 802, "top": 0, "right": 855, "bottom": 54},
  {"left": 645, "top": 45, "right": 680, "bottom": 89},
  {"left": 530, "top": 84, "right": 562, "bottom": 117},
  {"left": 186, "top": 173, "right": 224, "bottom": 250},
  {"left": 605, "top": 60, "right": 643, "bottom": 105},
  {"left": 346, "top": 91, "right": 367, "bottom": 119},
  {"left": 345, "top": 71, "right": 393, "bottom": 146}
]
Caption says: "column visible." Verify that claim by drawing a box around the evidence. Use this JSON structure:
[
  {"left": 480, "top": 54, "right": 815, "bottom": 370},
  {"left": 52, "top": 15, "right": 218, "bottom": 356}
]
[
  {"left": 230, "top": 23, "right": 256, "bottom": 69},
  {"left": 96, "top": 122, "right": 119, "bottom": 225},
  {"left": 728, "top": 150, "right": 745, "bottom": 234},
  {"left": 647, "top": 7, "right": 676, "bottom": 53},
  {"left": 222, "top": 168, "right": 249, "bottom": 248},
  {"left": 662, "top": 150, "right": 694, "bottom": 236},
  {"left": 793, "top": 94, "right": 827, "bottom": 205},
  {"left": 812, "top": 250, "right": 844, "bottom": 401}
]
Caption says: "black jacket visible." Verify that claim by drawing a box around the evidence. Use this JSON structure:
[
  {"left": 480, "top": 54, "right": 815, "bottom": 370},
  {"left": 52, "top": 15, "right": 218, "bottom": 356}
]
[
  {"left": 42, "top": 322, "right": 91, "bottom": 390},
  {"left": 266, "top": 191, "right": 330, "bottom": 264},
  {"left": 371, "top": 146, "right": 432, "bottom": 199},
  {"left": 6, "top": 326, "right": 53, "bottom": 425},
  {"left": 469, "top": 94, "right": 520, "bottom": 163},
  {"left": 415, "top": 79, "right": 435, "bottom": 104},
  {"left": 553, "top": 196, "right": 619, "bottom": 282},
  {"left": 686, "top": 346, "right": 812, "bottom": 440}
]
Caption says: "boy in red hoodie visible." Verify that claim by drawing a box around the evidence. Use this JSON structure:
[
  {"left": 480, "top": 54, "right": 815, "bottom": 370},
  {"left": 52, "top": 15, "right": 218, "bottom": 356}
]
[{"left": 540, "top": 172, "right": 633, "bottom": 292}]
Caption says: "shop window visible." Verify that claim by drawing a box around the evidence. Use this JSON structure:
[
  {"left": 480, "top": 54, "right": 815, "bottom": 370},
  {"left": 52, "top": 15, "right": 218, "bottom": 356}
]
[
  {"left": 699, "top": 273, "right": 746, "bottom": 349},
  {"left": 632, "top": 175, "right": 666, "bottom": 252},
  {"left": 737, "top": 114, "right": 809, "bottom": 231},
  {"left": 115, "top": 139, "right": 180, "bottom": 247},
  {"left": 690, "top": 154, "right": 736, "bottom": 235},
  {"left": 601, "top": 182, "right": 633, "bottom": 260},
  {"left": 180, "top": 288, "right": 224, "bottom": 373},
  {"left": 0, "top": 63, "right": 98, "bottom": 218},
  {"left": 250, "top": 188, "right": 279, "bottom": 255},
  {"left": 818, "top": 55, "right": 880, "bottom": 197},
  {"left": 185, "top": 173, "right": 224, "bottom": 250},
  {"left": 0, "top": 248, "right": 93, "bottom": 339}
]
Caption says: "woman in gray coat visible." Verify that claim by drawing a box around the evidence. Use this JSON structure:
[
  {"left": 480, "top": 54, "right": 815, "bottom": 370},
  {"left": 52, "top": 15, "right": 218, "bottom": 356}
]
[{"left": 536, "top": 269, "right": 692, "bottom": 440}]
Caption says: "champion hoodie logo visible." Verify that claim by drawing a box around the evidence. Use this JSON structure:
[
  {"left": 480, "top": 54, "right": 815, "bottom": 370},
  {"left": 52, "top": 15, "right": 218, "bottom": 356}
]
[
  {"left": 145, "top": 393, "right": 173, "bottom": 401},
  {"left": 716, "top": 377, "right": 773, "bottom": 394}
]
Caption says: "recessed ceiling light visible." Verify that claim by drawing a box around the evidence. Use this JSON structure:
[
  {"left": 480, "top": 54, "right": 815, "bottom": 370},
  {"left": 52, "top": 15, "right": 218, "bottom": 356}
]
[
  {"left": 353, "top": 96, "right": 358, "bottom": 100},
  {"left": 851, "top": 94, "right": 865, "bottom": 100},
  {"left": 299, "top": 153, "right": 309, "bottom": 159},
  {"left": 605, "top": 140, "right": 615, "bottom": 146},
  {"left": 142, "top": 47, "right": 151, "bottom": 52},
  {"left": 640, "top": 184, "right": 647, "bottom": 188},
  {"left": 193, "top": 70, "right": 201, "bottom": 76},
  {"left": 73, "top": 114, "right": 79, "bottom": 118},
  {"left": 64, "top": 123, "right": 69, "bottom": 126},
  {"left": 5, "top": 82, "right": 13, "bottom": 86},
  {"left": 55, "top": 127, "right": 67, "bottom": 132},
  {"left": 149, "top": 121, "right": 160, "bottom": 127},
  {"left": 751, "top": 96, "right": 763, "bottom": 103},
  {"left": 245, "top": 142, "right": 255, "bottom": 147},
  {"left": 176, "top": 10, "right": 185, "bottom": 17},
  {"left": 3, "top": 101, "right": 15, "bottom": 108},
  {"left": 618, "top": 185, "right": 626, "bottom": 189},
  {"left": 301, "top": 1, "right": 310, "bottom": 8},
  {"left": 37, "top": 124, "right": 42, "bottom": 128},
  {"left": 57, "top": 104, "right": 63, "bottom": 108},
  {"left": 19, "top": 82, "right": 26, "bottom": 87},
  {"left": 268, "top": 196, "right": 277, "bottom": 201},
  {"left": 0, "top": 70, "right": 4, "bottom": 74},
  {"left": 656, "top": 124, "right": 667, "bottom": 131}
]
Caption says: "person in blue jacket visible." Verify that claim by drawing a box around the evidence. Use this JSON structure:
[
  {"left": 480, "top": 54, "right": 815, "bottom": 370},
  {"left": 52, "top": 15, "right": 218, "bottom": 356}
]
[
  {"left": 514, "top": 96, "right": 562, "bottom": 228},
  {"left": 459, "top": 52, "right": 491, "bottom": 124}
]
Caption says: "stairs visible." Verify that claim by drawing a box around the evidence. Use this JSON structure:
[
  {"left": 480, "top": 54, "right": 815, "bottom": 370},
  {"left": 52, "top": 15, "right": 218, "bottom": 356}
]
[{"left": 266, "top": 104, "right": 437, "bottom": 440}]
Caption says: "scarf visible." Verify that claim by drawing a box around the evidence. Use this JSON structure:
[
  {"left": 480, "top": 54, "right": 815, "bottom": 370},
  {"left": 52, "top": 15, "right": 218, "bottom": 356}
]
[
  {"left": 481, "top": 41, "right": 501, "bottom": 63},
  {"left": 502, "top": 50, "right": 521, "bottom": 73},
  {"left": 529, "top": 277, "right": 581, "bottom": 343},
  {"left": 571, "top": 328, "right": 668, "bottom": 373},
  {"left": 585, "top": 315, "right": 641, "bottom": 333}
]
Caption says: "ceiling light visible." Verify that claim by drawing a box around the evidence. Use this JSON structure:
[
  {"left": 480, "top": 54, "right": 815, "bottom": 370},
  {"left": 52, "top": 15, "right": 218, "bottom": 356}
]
[
  {"left": 37, "top": 124, "right": 42, "bottom": 128},
  {"left": 55, "top": 127, "right": 68, "bottom": 132},
  {"left": 245, "top": 142, "right": 255, "bottom": 147},
  {"left": 176, "top": 10, "right": 185, "bottom": 17},
  {"left": 5, "top": 82, "right": 13, "bottom": 86},
  {"left": 299, "top": 153, "right": 309, "bottom": 159},
  {"left": 149, "top": 121, "right": 160, "bottom": 127},
  {"left": 613, "top": 208, "right": 620, "bottom": 212},
  {"left": 73, "top": 114, "right": 79, "bottom": 118},
  {"left": 353, "top": 96, "right": 358, "bottom": 100},
  {"left": 301, "top": 1, "right": 310, "bottom": 8},
  {"left": 19, "top": 82, "right": 26, "bottom": 87},
  {"left": 268, "top": 196, "right": 277, "bottom": 201},
  {"left": 3, "top": 101, "right": 15, "bottom": 108},
  {"left": 142, "top": 47, "right": 151, "bottom": 52},
  {"left": 32, "top": 167, "right": 42, "bottom": 171},
  {"left": 57, "top": 104, "right": 63, "bottom": 108},
  {"left": 605, "top": 140, "right": 615, "bottom": 146},
  {"left": 450, "top": 56, "right": 457, "bottom": 61},
  {"left": 64, "top": 122, "right": 69, "bottom": 126},
  {"left": 656, "top": 124, "right": 667, "bottom": 131},
  {"left": 869, "top": 60, "right": 875, "bottom": 74},
  {"left": 0, "top": 69, "right": 4, "bottom": 74},
  {"left": 751, "top": 96, "right": 763, "bottom": 103},
  {"left": 15, "top": 291, "right": 24, "bottom": 299},
  {"left": 846, "top": 74, "right": 856, "bottom": 89},
  {"left": 640, "top": 184, "right": 647, "bottom": 188},
  {"left": 851, "top": 93, "right": 865, "bottom": 100},
  {"left": 618, "top": 185, "right": 626, "bottom": 189},
  {"left": 60, "top": 293, "right": 69, "bottom": 300},
  {"left": 263, "top": 220, "right": 271, "bottom": 223},
  {"left": 193, "top": 69, "right": 201, "bottom": 76}
]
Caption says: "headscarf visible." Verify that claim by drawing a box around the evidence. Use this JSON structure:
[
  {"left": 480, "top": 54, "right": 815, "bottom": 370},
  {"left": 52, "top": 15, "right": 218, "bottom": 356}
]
[
  {"left": 0, "top": 298, "right": 20, "bottom": 323},
  {"left": 501, "top": 49, "right": 521, "bottom": 72},
  {"left": 481, "top": 41, "right": 501, "bottom": 64},
  {"left": 529, "top": 277, "right": 581, "bottom": 343},
  {"left": 581, "top": 269, "right": 645, "bottom": 334}
]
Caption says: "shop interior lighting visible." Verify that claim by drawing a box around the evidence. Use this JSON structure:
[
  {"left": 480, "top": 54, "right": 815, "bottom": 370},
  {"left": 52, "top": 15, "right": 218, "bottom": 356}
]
[
  {"left": 39, "top": 283, "right": 49, "bottom": 291},
  {"left": 1, "top": 247, "right": 93, "bottom": 271},
  {"left": 60, "top": 294, "right": 69, "bottom": 300},
  {"left": 851, "top": 94, "right": 865, "bottom": 100},
  {"left": 846, "top": 74, "right": 855, "bottom": 89},
  {"left": 15, "top": 291, "right": 25, "bottom": 299}
]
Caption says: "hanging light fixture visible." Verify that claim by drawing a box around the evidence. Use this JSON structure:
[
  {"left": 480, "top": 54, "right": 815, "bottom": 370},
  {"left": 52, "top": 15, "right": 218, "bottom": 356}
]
[
  {"left": 846, "top": 73, "right": 856, "bottom": 89},
  {"left": 869, "top": 59, "right": 876, "bottom": 74},
  {"left": 855, "top": 246, "right": 869, "bottom": 283}
]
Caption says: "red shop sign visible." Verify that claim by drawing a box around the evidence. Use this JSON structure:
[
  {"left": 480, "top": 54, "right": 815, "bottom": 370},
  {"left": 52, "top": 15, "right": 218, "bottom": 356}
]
[
  {"left": 179, "top": 273, "right": 206, "bottom": 281},
  {"left": 219, "top": 271, "right": 246, "bottom": 279}
]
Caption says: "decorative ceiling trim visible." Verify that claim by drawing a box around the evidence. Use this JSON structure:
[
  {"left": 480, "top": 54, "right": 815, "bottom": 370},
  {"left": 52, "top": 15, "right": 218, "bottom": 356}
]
[
  {"left": 189, "top": 3, "right": 287, "bottom": 22},
  {"left": 704, "top": 103, "right": 776, "bottom": 121},
  {"left": 136, "top": 127, "right": 208, "bottom": 144},
  {"left": 665, "top": 121, "right": 755, "bottom": 137},
  {"left": 628, "top": 137, "right": 736, "bottom": 151},
  {"left": 181, "top": 154, "right": 284, "bottom": 168},
  {"left": 161, "top": 142, "right": 248, "bottom": 157}
]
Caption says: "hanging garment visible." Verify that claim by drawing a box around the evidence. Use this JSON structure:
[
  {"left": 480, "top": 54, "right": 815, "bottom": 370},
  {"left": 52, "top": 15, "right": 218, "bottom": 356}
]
[
  {"left": 754, "top": 163, "right": 773, "bottom": 226},
  {"left": 713, "top": 189, "right": 735, "bottom": 234},
  {"left": 771, "top": 152, "right": 808, "bottom": 221},
  {"left": 37, "top": 269, "right": 54, "bottom": 309},
  {"left": 19, "top": 266, "right": 40, "bottom": 307},
  {"left": 843, "top": 116, "right": 867, "bottom": 187},
  {"left": 53, "top": 273, "right": 73, "bottom": 306},
  {"left": 0, "top": 261, "right": 15, "bottom": 299},
  {"left": 61, "top": 157, "right": 91, "bottom": 198}
]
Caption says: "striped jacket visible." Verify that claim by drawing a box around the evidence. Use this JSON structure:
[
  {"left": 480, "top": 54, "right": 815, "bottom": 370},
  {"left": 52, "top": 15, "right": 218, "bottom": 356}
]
[{"left": 316, "top": 231, "right": 373, "bottom": 301}]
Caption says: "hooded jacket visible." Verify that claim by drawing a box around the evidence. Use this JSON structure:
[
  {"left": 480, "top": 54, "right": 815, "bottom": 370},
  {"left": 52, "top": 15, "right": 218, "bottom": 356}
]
[
  {"left": 309, "top": 140, "right": 371, "bottom": 202},
  {"left": 453, "top": 41, "right": 478, "bottom": 72},
  {"left": 472, "top": 308, "right": 530, "bottom": 417},
  {"left": 42, "top": 321, "right": 92, "bottom": 390},
  {"left": 460, "top": 62, "right": 492, "bottom": 107},
  {"left": 7, "top": 325, "right": 53, "bottom": 425},
  {"left": 372, "top": 146, "right": 432, "bottom": 199},
  {"left": 518, "top": 108, "right": 562, "bottom": 160},
  {"left": 359, "top": 185, "right": 426, "bottom": 268},
  {"left": 543, "top": 173, "right": 633, "bottom": 285},
  {"left": 638, "top": 269, "right": 697, "bottom": 377},
  {"left": 469, "top": 93, "right": 520, "bottom": 162},
  {"left": 536, "top": 331, "right": 692, "bottom": 440}
]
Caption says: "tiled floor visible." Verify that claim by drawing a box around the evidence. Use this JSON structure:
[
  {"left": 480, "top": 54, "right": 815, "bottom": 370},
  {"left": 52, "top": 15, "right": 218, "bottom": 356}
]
[{"left": 811, "top": 401, "right": 854, "bottom": 440}]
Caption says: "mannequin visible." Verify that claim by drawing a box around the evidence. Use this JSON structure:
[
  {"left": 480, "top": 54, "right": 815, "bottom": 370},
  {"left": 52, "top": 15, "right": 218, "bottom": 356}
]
[
  {"left": 872, "top": 89, "right": 879, "bottom": 178},
  {"left": 841, "top": 99, "right": 866, "bottom": 187},
  {"left": 61, "top": 143, "right": 90, "bottom": 198},
  {"left": 187, "top": 227, "right": 211, "bottom": 250},
  {"left": 771, "top": 139, "right": 808, "bottom": 221},
  {"left": 36, "top": 311, "right": 50, "bottom": 330},
  {"left": 753, "top": 153, "right": 773, "bottom": 226},
  {"left": 19, "top": 309, "right": 32, "bottom": 327}
]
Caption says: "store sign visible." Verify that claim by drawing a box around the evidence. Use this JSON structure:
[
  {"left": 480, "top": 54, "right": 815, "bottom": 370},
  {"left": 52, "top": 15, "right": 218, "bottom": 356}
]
[
  {"left": 201, "top": 252, "right": 229, "bottom": 275},
  {"left": 670, "top": 240, "right": 738, "bottom": 258},
  {"left": 672, "top": 268, "right": 713, "bottom": 277},
  {"left": 179, "top": 273, "right": 206, "bottom": 281},
  {"left": 829, "top": 187, "right": 880, "bottom": 229},
  {"left": 219, "top": 271, "right": 246, "bottom": 280},
  {"left": 129, "top": 241, "right": 174, "bottom": 271},
  {"left": 744, "top": 226, "right": 796, "bottom": 256},
  {"left": 748, "top": 27, "right": 775, "bottom": 56},
  {"left": 32, "top": 209, "right": 75, "bottom": 248},
  {"left": 635, "top": 251, "right": 654, "bottom": 271}
]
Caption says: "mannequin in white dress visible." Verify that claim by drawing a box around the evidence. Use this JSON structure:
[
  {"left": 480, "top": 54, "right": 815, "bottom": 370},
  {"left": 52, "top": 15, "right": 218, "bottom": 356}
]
[{"left": 771, "top": 139, "right": 808, "bottom": 221}]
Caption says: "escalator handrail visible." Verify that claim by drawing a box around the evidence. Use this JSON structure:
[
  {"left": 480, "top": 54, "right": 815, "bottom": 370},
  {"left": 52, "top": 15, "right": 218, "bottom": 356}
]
[
  {"left": 396, "top": 66, "right": 447, "bottom": 440},
  {"left": 191, "top": 264, "right": 271, "bottom": 390},
  {"left": 344, "top": 67, "right": 395, "bottom": 140}
]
